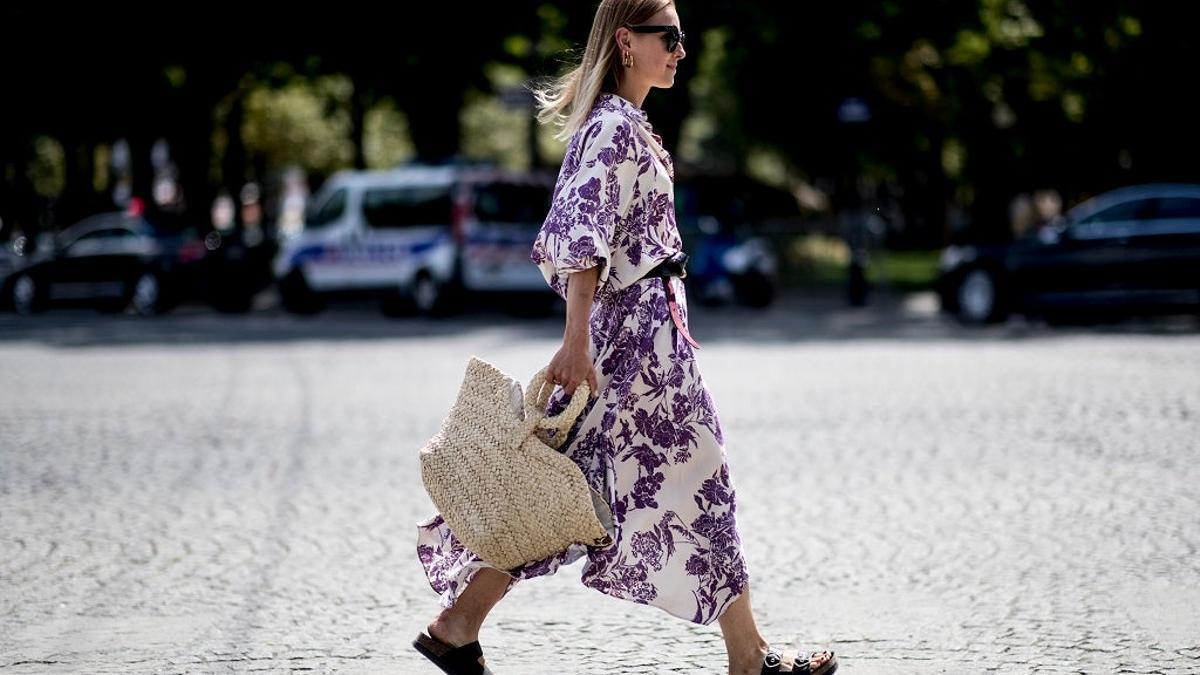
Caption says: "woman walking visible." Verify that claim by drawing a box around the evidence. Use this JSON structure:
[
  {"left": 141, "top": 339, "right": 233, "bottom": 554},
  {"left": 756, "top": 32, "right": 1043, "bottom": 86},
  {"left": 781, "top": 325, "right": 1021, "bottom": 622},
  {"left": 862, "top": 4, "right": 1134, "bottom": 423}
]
[{"left": 415, "top": 2, "right": 838, "bottom": 673}]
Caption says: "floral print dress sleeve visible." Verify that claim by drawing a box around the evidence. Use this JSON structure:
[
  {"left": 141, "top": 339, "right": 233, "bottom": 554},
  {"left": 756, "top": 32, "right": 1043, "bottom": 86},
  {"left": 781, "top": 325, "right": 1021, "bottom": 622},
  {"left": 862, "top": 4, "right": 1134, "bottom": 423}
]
[{"left": 531, "top": 113, "right": 638, "bottom": 300}]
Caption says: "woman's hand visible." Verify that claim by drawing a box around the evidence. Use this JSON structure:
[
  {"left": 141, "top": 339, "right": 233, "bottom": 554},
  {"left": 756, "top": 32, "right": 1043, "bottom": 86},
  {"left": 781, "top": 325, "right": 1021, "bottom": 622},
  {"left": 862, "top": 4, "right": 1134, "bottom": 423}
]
[{"left": 547, "top": 341, "right": 597, "bottom": 398}]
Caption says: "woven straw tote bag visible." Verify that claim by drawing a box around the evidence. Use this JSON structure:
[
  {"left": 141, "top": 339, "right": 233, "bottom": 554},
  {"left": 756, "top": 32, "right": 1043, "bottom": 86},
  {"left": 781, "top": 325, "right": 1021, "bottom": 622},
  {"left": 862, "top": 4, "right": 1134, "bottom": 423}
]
[{"left": 418, "top": 356, "right": 615, "bottom": 572}]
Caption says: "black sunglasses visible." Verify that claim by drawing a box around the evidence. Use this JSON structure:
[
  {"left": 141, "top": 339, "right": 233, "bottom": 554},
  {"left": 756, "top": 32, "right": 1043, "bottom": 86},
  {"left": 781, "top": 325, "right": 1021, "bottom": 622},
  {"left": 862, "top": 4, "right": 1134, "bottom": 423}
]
[{"left": 624, "top": 24, "right": 685, "bottom": 53}]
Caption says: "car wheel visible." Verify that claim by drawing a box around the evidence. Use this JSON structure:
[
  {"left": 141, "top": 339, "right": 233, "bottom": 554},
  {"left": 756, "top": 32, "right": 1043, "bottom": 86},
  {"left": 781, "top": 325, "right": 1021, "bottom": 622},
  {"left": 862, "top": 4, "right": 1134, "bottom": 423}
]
[
  {"left": 413, "top": 274, "right": 440, "bottom": 314},
  {"left": 412, "top": 272, "right": 459, "bottom": 317},
  {"left": 955, "top": 267, "right": 1006, "bottom": 324},
  {"left": 11, "top": 273, "right": 44, "bottom": 315},
  {"left": 279, "top": 269, "right": 324, "bottom": 315},
  {"left": 130, "top": 272, "right": 168, "bottom": 316}
]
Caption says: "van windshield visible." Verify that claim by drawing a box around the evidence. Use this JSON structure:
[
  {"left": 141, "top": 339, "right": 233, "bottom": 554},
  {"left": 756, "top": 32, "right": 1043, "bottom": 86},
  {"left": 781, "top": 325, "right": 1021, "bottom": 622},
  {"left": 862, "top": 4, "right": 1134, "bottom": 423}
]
[
  {"left": 362, "top": 186, "right": 453, "bottom": 229},
  {"left": 306, "top": 188, "right": 348, "bottom": 229},
  {"left": 472, "top": 183, "right": 551, "bottom": 226}
]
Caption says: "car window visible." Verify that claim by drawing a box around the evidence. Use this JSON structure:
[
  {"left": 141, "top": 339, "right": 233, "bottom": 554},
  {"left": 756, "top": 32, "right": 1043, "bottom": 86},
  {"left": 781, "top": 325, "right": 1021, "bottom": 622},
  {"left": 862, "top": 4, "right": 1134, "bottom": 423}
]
[
  {"left": 1128, "top": 197, "right": 1200, "bottom": 237},
  {"left": 472, "top": 183, "right": 551, "bottom": 225},
  {"left": 74, "top": 213, "right": 123, "bottom": 231},
  {"left": 1069, "top": 199, "right": 1159, "bottom": 241},
  {"left": 73, "top": 230, "right": 106, "bottom": 244},
  {"left": 362, "top": 186, "right": 452, "bottom": 229},
  {"left": 1077, "top": 199, "right": 1156, "bottom": 224},
  {"left": 63, "top": 227, "right": 139, "bottom": 254},
  {"left": 58, "top": 214, "right": 117, "bottom": 245},
  {"left": 307, "top": 188, "right": 347, "bottom": 228},
  {"left": 71, "top": 228, "right": 130, "bottom": 244},
  {"left": 1154, "top": 197, "right": 1200, "bottom": 220}
]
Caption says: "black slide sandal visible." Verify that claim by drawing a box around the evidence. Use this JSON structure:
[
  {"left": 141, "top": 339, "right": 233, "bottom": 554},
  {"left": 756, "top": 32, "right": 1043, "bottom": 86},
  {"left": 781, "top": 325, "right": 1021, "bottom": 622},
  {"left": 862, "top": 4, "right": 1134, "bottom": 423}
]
[{"left": 413, "top": 631, "right": 493, "bottom": 675}]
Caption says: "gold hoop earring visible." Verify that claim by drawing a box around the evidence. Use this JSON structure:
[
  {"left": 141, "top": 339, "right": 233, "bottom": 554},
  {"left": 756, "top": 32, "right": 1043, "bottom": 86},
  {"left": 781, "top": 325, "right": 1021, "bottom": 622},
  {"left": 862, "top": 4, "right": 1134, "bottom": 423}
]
[{"left": 623, "top": 51, "right": 634, "bottom": 68}]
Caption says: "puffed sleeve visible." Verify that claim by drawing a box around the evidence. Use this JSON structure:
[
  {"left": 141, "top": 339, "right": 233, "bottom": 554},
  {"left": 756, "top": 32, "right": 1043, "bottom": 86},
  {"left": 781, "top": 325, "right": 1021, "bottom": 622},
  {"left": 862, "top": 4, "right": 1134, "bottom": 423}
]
[{"left": 531, "top": 114, "right": 637, "bottom": 300}]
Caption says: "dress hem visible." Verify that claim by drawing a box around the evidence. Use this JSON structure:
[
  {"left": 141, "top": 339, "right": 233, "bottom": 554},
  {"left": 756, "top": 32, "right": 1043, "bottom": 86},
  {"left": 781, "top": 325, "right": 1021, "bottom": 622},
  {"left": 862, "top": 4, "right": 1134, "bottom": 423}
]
[{"left": 578, "top": 571, "right": 749, "bottom": 627}]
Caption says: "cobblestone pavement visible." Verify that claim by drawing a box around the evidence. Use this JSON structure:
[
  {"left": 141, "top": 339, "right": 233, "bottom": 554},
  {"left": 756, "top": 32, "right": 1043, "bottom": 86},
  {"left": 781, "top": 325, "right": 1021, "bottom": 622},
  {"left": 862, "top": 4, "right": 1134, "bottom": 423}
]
[{"left": 2, "top": 294, "right": 1199, "bottom": 673}]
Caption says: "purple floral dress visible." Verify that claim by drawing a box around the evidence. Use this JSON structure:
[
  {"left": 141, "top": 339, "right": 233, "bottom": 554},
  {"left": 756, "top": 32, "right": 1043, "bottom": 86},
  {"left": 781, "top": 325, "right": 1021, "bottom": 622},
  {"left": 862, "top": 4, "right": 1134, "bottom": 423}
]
[{"left": 416, "top": 92, "right": 750, "bottom": 626}]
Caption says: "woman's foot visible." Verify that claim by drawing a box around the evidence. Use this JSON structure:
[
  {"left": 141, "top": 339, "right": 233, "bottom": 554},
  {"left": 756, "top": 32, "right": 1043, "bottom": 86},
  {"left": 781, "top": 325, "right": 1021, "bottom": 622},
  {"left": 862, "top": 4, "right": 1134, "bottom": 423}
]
[
  {"left": 759, "top": 646, "right": 836, "bottom": 674},
  {"left": 732, "top": 645, "right": 836, "bottom": 675},
  {"left": 425, "top": 618, "right": 487, "bottom": 670}
]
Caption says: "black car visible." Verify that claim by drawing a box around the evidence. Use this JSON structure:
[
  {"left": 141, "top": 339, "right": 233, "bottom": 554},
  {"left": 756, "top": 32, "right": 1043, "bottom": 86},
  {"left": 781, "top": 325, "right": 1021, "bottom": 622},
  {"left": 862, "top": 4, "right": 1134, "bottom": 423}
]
[
  {"left": 936, "top": 184, "right": 1200, "bottom": 323},
  {"left": 4, "top": 210, "right": 220, "bottom": 315}
]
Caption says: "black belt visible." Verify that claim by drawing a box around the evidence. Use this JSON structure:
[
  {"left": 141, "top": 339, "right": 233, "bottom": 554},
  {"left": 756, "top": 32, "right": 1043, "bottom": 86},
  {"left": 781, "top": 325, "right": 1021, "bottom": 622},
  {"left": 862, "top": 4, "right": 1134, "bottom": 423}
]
[
  {"left": 641, "top": 252, "right": 689, "bottom": 280},
  {"left": 640, "top": 252, "right": 700, "bottom": 350}
]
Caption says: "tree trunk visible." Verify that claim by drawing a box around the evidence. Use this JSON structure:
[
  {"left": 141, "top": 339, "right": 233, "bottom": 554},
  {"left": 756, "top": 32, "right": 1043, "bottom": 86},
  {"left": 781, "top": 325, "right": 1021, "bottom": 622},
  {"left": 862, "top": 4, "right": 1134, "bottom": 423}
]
[
  {"left": 128, "top": 132, "right": 156, "bottom": 213},
  {"left": 404, "top": 80, "right": 463, "bottom": 163},
  {"left": 350, "top": 88, "right": 368, "bottom": 170},
  {"left": 59, "top": 134, "right": 96, "bottom": 226},
  {"left": 173, "top": 103, "right": 217, "bottom": 230},
  {"left": 528, "top": 107, "right": 541, "bottom": 170},
  {"left": 221, "top": 93, "right": 247, "bottom": 227},
  {"left": 0, "top": 136, "right": 17, "bottom": 235}
]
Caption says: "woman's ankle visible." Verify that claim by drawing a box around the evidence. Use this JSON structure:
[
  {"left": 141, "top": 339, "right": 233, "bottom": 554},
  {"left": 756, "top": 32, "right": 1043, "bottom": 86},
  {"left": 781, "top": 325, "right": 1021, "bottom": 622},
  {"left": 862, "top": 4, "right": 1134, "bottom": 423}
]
[
  {"left": 728, "top": 641, "right": 769, "bottom": 673},
  {"left": 429, "top": 612, "right": 480, "bottom": 644},
  {"left": 428, "top": 570, "right": 512, "bottom": 645}
]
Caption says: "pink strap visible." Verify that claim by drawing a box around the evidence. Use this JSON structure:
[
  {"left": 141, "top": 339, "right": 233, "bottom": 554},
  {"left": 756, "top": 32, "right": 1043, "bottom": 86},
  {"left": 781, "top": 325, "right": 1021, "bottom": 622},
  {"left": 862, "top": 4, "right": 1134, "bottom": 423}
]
[{"left": 663, "top": 277, "right": 700, "bottom": 350}]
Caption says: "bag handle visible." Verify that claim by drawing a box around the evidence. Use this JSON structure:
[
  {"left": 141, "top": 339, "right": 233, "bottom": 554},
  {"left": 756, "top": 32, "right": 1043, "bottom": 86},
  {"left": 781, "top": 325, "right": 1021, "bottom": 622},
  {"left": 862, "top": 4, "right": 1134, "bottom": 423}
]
[{"left": 521, "top": 366, "right": 591, "bottom": 448}]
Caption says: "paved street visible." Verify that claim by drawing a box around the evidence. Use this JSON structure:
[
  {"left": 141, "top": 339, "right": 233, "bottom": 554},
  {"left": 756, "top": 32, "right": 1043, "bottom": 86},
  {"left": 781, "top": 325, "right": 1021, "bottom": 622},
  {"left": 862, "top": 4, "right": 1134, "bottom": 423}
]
[{"left": 2, "top": 293, "right": 1199, "bottom": 674}]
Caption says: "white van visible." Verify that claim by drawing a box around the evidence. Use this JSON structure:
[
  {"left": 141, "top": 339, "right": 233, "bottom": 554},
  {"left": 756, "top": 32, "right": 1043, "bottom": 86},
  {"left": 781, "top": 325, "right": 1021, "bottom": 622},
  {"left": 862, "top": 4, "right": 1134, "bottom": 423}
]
[{"left": 273, "top": 164, "right": 557, "bottom": 315}]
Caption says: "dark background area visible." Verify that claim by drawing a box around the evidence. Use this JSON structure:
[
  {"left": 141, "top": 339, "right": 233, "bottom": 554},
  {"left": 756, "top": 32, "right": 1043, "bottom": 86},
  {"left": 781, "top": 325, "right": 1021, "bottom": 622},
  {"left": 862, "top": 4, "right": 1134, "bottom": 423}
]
[{"left": 2, "top": 1, "right": 1197, "bottom": 249}]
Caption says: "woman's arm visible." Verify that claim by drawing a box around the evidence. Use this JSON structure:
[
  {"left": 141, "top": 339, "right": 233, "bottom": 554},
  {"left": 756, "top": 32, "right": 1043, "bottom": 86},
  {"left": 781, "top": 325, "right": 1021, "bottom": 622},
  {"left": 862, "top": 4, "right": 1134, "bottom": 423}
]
[{"left": 547, "top": 264, "right": 600, "bottom": 398}]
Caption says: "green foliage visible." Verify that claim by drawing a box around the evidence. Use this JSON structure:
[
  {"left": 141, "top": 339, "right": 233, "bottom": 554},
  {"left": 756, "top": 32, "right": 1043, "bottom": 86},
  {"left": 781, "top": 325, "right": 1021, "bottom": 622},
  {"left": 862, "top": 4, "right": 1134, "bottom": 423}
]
[
  {"left": 241, "top": 77, "right": 356, "bottom": 174},
  {"left": 2, "top": 1, "right": 1194, "bottom": 243}
]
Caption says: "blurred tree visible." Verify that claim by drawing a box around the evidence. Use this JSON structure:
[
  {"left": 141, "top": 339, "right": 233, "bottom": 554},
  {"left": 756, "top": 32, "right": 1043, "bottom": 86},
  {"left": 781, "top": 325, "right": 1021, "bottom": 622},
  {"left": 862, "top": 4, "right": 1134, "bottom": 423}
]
[{"left": 1, "top": 1, "right": 1197, "bottom": 247}]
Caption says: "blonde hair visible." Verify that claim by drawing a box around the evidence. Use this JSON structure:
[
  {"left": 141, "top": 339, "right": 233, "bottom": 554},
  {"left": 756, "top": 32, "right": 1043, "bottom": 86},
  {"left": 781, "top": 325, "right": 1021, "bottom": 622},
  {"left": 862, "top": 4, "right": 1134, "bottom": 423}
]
[{"left": 530, "top": 0, "right": 673, "bottom": 142}]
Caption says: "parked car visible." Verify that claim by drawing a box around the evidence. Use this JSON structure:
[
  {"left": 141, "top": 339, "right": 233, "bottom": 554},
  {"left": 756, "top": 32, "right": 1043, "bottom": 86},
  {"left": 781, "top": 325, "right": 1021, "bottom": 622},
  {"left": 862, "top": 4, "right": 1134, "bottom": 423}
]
[
  {"left": 273, "top": 164, "right": 557, "bottom": 316},
  {"left": 936, "top": 183, "right": 1200, "bottom": 323},
  {"left": 674, "top": 174, "right": 795, "bottom": 308},
  {"left": 3, "top": 210, "right": 213, "bottom": 315},
  {"left": 683, "top": 215, "right": 778, "bottom": 307}
]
